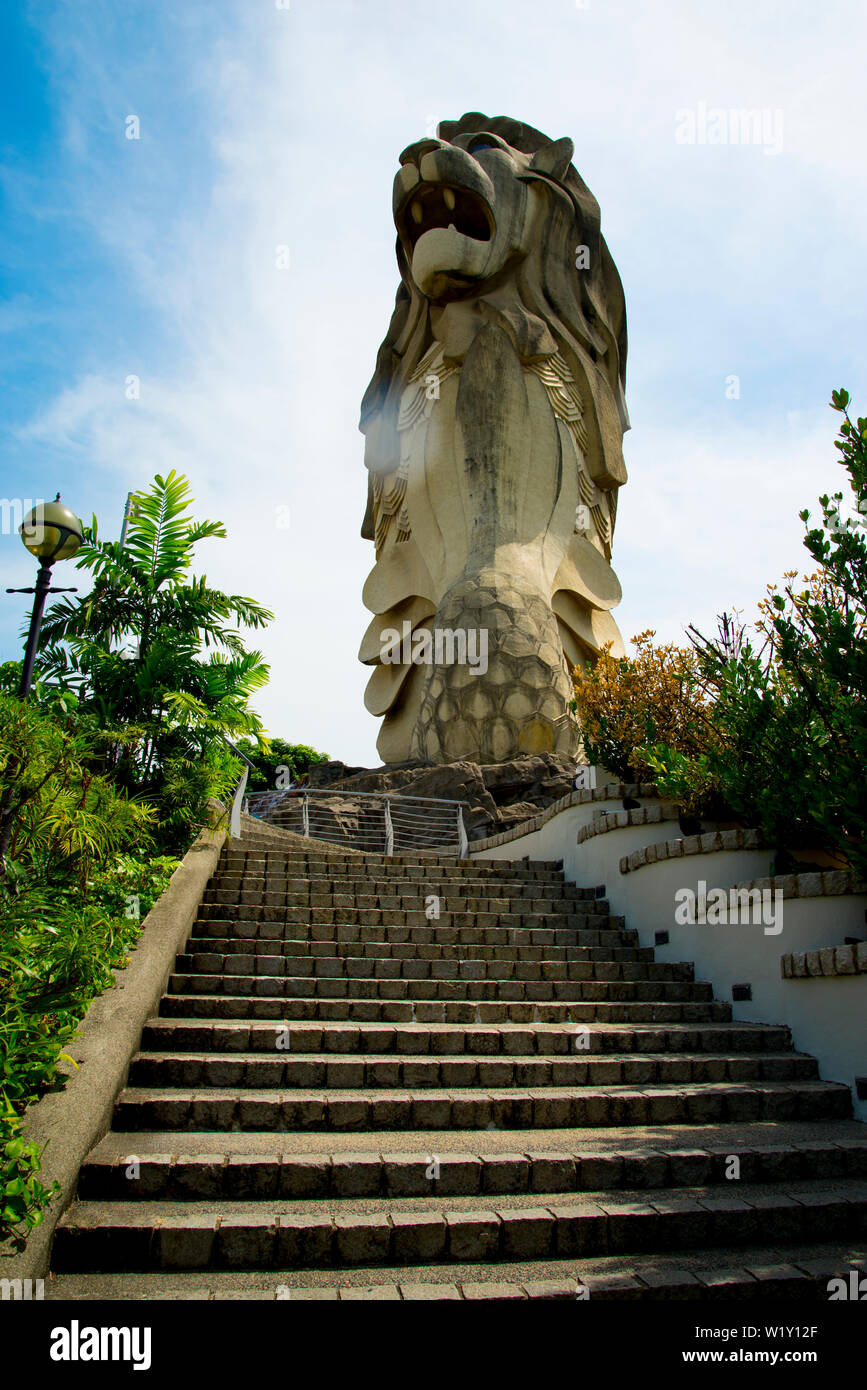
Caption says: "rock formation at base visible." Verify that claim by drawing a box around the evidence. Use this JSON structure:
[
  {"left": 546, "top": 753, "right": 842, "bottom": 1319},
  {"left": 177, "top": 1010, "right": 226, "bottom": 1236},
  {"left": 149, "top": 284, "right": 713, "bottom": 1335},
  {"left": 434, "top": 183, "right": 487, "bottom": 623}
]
[{"left": 298, "top": 752, "right": 579, "bottom": 841}]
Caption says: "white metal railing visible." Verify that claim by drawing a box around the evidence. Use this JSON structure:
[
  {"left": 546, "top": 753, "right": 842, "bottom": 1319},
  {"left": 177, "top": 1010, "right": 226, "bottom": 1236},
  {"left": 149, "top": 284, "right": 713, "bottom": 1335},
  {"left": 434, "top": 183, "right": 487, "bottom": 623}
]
[
  {"left": 246, "top": 787, "right": 470, "bottom": 857},
  {"left": 222, "top": 737, "right": 257, "bottom": 840}
]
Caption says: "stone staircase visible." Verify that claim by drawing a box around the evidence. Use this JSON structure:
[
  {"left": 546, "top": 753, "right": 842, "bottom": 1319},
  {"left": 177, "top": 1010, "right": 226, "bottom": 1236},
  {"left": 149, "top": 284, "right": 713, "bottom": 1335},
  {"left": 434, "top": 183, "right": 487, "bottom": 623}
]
[{"left": 46, "top": 820, "right": 867, "bottom": 1300}]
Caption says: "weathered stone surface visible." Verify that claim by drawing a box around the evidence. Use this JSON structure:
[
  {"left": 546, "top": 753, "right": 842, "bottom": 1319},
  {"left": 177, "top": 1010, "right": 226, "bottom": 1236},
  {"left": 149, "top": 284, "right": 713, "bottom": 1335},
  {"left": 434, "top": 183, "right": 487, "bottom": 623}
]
[
  {"left": 494, "top": 801, "right": 543, "bottom": 831},
  {"left": 308, "top": 760, "right": 380, "bottom": 787},
  {"left": 358, "top": 113, "right": 629, "bottom": 764},
  {"left": 481, "top": 753, "right": 576, "bottom": 806}
]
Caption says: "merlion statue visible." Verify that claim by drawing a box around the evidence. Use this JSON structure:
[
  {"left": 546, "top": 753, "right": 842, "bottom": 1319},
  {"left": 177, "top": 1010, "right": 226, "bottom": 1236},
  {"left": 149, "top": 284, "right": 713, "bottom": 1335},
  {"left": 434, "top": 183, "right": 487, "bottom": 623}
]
[{"left": 359, "top": 112, "right": 629, "bottom": 766}]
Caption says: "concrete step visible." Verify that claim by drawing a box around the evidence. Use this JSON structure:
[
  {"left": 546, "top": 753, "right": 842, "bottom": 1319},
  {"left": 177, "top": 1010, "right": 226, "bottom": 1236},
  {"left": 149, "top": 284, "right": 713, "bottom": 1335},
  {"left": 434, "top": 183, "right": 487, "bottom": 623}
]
[
  {"left": 192, "top": 920, "right": 633, "bottom": 946},
  {"left": 141, "top": 1018, "right": 792, "bottom": 1056},
  {"left": 188, "top": 934, "right": 646, "bottom": 963},
  {"left": 167, "top": 961, "right": 705, "bottom": 995},
  {"left": 206, "top": 881, "right": 593, "bottom": 902},
  {"left": 126, "top": 1051, "right": 819, "bottom": 1091},
  {"left": 40, "top": 1243, "right": 867, "bottom": 1299},
  {"left": 111, "top": 1080, "right": 852, "bottom": 1132},
  {"left": 79, "top": 1132, "right": 867, "bottom": 1201},
  {"left": 210, "top": 873, "right": 590, "bottom": 895},
  {"left": 209, "top": 871, "right": 592, "bottom": 897},
  {"left": 174, "top": 950, "right": 691, "bottom": 984},
  {"left": 197, "top": 905, "right": 616, "bottom": 931},
  {"left": 51, "top": 1180, "right": 867, "bottom": 1272},
  {"left": 203, "top": 898, "right": 614, "bottom": 921},
  {"left": 219, "top": 852, "right": 569, "bottom": 881},
  {"left": 166, "top": 973, "right": 714, "bottom": 1005},
  {"left": 41, "top": 1243, "right": 867, "bottom": 1299},
  {"left": 158, "top": 993, "right": 735, "bottom": 1024}
]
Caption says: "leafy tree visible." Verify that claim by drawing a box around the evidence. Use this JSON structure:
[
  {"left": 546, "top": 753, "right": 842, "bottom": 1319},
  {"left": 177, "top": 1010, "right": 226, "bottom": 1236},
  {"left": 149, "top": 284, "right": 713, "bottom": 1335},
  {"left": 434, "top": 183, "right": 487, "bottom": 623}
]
[
  {"left": 35, "top": 471, "right": 274, "bottom": 847},
  {"left": 570, "top": 630, "right": 712, "bottom": 782},
  {"left": 237, "top": 738, "right": 330, "bottom": 792},
  {"left": 639, "top": 392, "right": 867, "bottom": 871},
  {"left": 643, "top": 612, "right": 830, "bottom": 843},
  {"left": 755, "top": 389, "right": 866, "bottom": 866},
  {"left": 0, "top": 680, "right": 151, "bottom": 870}
]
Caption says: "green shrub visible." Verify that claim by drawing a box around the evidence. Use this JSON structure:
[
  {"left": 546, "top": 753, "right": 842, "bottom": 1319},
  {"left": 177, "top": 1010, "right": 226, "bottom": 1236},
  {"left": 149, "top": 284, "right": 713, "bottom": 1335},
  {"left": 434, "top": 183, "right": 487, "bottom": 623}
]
[
  {"left": 570, "top": 630, "right": 712, "bottom": 783},
  {"left": 640, "top": 393, "right": 866, "bottom": 870},
  {"left": 0, "top": 1131, "right": 60, "bottom": 1253},
  {"left": 0, "top": 851, "right": 177, "bottom": 1249},
  {"left": 237, "top": 738, "right": 330, "bottom": 792},
  {"left": 0, "top": 689, "right": 180, "bottom": 1249},
  {"left": 642, "top": 623, "right": 831, "bottom": 846}
]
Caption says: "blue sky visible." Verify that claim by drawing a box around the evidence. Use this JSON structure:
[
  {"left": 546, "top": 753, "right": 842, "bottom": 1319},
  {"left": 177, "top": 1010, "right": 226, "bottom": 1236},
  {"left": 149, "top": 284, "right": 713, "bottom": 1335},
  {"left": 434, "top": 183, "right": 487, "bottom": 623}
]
[{"left": 1, "top": 0, "right": 865, "bottom": 764}]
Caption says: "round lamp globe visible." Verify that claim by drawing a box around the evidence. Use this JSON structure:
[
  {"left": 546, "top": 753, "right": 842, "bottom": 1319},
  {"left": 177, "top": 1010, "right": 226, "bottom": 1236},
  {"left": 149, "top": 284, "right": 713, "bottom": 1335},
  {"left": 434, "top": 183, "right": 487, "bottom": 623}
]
[{"left": 20, "top": 498, "right": 84, "bottom": 562}]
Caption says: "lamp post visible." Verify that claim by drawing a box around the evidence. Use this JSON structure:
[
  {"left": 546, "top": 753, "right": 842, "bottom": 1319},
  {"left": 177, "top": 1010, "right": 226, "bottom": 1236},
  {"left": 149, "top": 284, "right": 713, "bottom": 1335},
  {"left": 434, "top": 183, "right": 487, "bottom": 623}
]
[{"left": 6, "top": 494, "right": 84, "bottom": 699}]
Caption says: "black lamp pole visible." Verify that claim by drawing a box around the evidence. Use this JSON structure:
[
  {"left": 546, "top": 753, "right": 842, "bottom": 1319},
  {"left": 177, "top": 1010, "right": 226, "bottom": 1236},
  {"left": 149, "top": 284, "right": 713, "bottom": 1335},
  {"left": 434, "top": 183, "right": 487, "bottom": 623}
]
[
  {"left": 9, "top": 559, "right": 79, "bottom": 699},
  {"left": 0, "top": 494, "right": 84, "bottom": 862},
  {"left": 4, "top": 493, "right": 83, "bottom": 699}
]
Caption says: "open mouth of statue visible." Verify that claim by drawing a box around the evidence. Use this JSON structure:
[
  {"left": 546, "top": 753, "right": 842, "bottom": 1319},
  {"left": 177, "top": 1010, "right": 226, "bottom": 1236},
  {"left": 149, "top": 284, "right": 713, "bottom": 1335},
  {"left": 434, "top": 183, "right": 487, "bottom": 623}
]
[{"left": 401, "top": 183, "right": 494, "bottom": 250}]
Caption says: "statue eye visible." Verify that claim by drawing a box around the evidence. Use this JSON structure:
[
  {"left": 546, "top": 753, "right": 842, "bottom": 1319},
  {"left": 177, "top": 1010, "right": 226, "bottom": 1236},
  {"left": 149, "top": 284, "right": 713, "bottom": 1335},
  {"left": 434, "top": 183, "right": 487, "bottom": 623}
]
[{"left": 468, "top": 136, "right": 497, "bottom": 153}]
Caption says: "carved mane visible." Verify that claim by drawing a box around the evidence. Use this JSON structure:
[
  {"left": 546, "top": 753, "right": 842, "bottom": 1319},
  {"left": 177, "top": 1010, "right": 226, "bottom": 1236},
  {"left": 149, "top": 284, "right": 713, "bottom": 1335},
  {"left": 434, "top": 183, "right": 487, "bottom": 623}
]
[{"left": 359, "top": 111, "right": 630, "bottom": 541}]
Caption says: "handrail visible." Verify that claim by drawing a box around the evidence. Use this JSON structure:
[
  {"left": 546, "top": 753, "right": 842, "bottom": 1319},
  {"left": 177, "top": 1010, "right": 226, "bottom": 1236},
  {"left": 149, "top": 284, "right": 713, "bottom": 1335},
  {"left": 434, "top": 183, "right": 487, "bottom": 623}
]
[
  {"left": 246, "top": 784, "right": 471, "bottom": 857},
  {"left": 457, "top": 805, "right": 468, "bottom": 859},
  {"left": 222, "top": 736, "right": 257, "bottom": 772},
  {"left": 222, "top": 737, "right": 258, "bottom": 841},
  {"left": 254, "top": 787, "right": 469, "bottom": 807}
]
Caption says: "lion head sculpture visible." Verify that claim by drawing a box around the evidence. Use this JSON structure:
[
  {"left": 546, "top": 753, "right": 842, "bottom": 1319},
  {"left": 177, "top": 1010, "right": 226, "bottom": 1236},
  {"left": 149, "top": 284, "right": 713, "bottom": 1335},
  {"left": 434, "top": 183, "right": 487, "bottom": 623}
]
[{"left": 358, "top": 113, "right": 631, "bottom": 766}]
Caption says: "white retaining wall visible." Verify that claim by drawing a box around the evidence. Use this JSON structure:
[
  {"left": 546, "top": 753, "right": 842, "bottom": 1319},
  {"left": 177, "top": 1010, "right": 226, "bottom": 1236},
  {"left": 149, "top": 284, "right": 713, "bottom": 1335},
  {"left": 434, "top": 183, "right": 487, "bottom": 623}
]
[{"left": 473, "top": 801, "right": 867, "bottom": 1121}]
